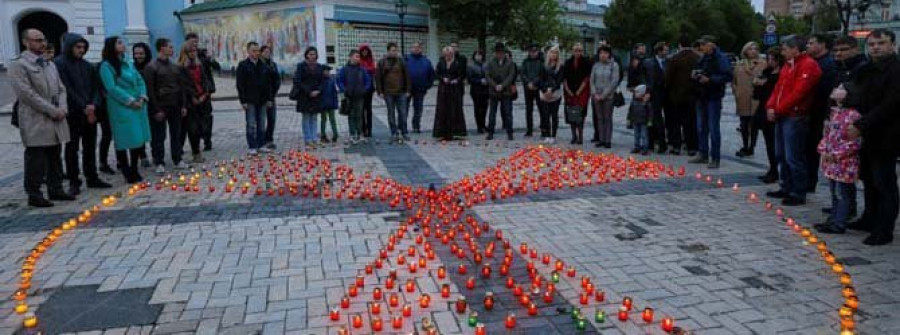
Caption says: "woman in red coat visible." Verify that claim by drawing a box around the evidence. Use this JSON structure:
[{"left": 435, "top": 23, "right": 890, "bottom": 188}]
[{"left": 562, "top": 43, "right": 592, "bottom": 144}]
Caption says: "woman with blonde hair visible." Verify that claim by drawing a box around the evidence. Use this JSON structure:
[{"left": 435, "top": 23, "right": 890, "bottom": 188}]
[
  {"left": 178, "top": 43, "right": 215, "bottom": 162},
  {"left": 732, "top": 41, "right": 766, "bottom": 157},
  {"left": 538, "top": 45, "right": 564, "bottom": 143},
  {"left": 562, "top": 43, "right": 592, "bottom": 144}
]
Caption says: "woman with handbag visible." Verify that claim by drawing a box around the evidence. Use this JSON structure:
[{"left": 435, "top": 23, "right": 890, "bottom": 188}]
[
  {"left": 590, "top": 45, "right": 621, "bottom": 149},
  {"left": 562, "top": 43, "right": 592, "bottom": 145},
  {"left": 538, "top": 46, "right": 564, "bottom": 143}
]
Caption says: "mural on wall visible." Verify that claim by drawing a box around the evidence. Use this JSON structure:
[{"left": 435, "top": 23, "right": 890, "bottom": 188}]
[{"left": 182, "top": 7, "right": 316, "bottom": 69}]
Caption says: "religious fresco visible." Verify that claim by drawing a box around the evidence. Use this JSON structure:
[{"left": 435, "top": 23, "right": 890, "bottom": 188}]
[{"left": 182, "top": 7, "right": 316, "bottom": 69}]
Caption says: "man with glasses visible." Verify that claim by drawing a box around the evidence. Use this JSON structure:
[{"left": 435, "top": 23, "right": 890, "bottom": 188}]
[{"left": 10, "top": 29, "right": 74, "bottom": 207}]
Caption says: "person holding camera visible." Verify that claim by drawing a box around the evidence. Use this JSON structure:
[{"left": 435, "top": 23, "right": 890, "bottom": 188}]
[{"left": 689, "top": 35, "right": 733, "bottom": 169}]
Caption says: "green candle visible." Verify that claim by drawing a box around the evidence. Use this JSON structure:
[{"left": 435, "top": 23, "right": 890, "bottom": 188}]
[
  {"left": 468, "top": 311, "right": 478, "bottom": 327},
  {"left": 571, "top": 307, "right": 581, "bottom": 320},
  {"left": 551, "top": 271, "right": 560, "bottom": 283},
  {"left": 576, "top": 316, "right": 587, "bottom": 331},
  {"left": 595, "top": 310, "right": 606, "bottom": 323}
]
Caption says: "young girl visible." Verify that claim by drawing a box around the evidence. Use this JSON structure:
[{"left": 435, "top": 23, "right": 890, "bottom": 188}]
[
  {"left": 629, "top": 84, "right": 652, "bottom": 155},
  {"left": 320, "top": 65, "right": 339, "bottom": 143},
  {"left": 814, "top": 84, "right": 861, "bottom": 234}
]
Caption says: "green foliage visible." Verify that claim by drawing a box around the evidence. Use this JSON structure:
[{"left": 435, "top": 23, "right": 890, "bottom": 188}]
[
  {"left": 773, "top": 14, "right": 812, "bottom": 37},
  {"left": 427, "top": 0, "right": 571, "bottom": 51}
]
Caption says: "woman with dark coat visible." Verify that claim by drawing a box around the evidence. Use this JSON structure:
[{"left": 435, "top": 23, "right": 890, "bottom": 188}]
[
  {"left": 177, "top": 43, "right": 215, "bottom": 163},
  {"left": 467, "top": 50, "right": 489, "bottom": 133},
  {"left": 752, "top": 47, "right": 783, "bottom": 184},
  {"left": 293, "top": 47, "right": 325, "bottom": 146},
  {"left": 433, "top": 46, "right": 468, "bottom": 140},
  {"left": 562, "top": 43, "right": 592, "bottom": 144},
  {"left": 538, "top": 46, "right": 564, "bottom": 143}
]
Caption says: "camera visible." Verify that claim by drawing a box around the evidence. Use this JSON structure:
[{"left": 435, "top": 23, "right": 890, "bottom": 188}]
[{"left": 691, "top": 69, "right": 707, "bottom": 80}]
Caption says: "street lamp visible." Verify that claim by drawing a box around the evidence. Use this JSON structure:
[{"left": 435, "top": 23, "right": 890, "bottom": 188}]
[
  {"left": 581, "top": 23, "right": 590, "bottom": 43},
  {"left": 395, "top": 0, "right": 408, "bottom": 55}
]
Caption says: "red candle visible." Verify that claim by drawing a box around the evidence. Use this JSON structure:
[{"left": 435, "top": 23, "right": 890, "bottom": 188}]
[
  {"left": 513, "top": 285, "right": 523, "bottom": 296},
  {"left": 595, "top": 290, "right": 605, "bottom": 302},
  {"left": 580, "top": 292, "right": 589, "bottom": 305},
  {"left": 375, "top": 258, "right": 383, "bottom": 269},
  {"left": 546, "top": 283, "right": 556, "bottom": 293},
  {"left": 397, "top": 255, "right": 406, "bottom": 265},
  {"left": 352, "top": 314, "right": 363, "bottom": 328},
  {"left": 500, "top": 264, "right": 509, "bottom": 276},
  {"left": 379, "top": 249, "right": 388, "bottom": 259},
  {"left": 419, "top": 294, "right": 430, "bottom": 308},
  {"left": 405, "top": 279, "right": 415, "bottom": 293},
  {"left": 585, "top": 282, "right": 594, "bottom": 294},
  {"left": 526, "top": 261, "right": 535, "bottom": 271},
  {"left": 567, "top": 266, "right": 576, "bottom": 277},
  {"left": 495, "top": 229, "right": 503, "bottom": 240},
  {"left": 506, "top": 277, "right": 515, "bottom": 288},
  {"left": 441, "top": 284, "right": 451, "bottom": 298},
  {"left": 456, "top": 297, "right": 467, "bottom": 313},
  {"left": 356, "top": 275, "right": 365, "bottom": 287},
  {"left": 466, "top": 277, "right": 476, "bottom": 290},
  {"left": 365, "top": 264, "right": 374, "bottom": 274},
  {"left": 458, "top": 264, "right": 467, "bottom": 275},
  {"left": 402, "top": 303, "right": 412, "bottom": 317},
  {"left": 618, "top": 307, "right": 628, "bottom": 321},
  {"left": 642, "top": 307, "right": 654, "bottom": 323},
  {"left": 622, "top": 296, "right": 633, "bottom": 311},
  {"left": 505, "top": 312, "right": 516, "bottom": 329},
  {"left": 484, "top": 292, "right": 495, "bottom": 310},
  {"left": 330, "top": 307, "right": 340, "bottom": 321},
  {"left": 519, "top": 294, "right": 531, "bottom": 306},
  {"left": 520, "top": 242, "right": 528, "bottom": 254},
  {"left": 371, "top": 302, "right": 381, "bottom": 314},
  {"left": 407, "top": 246, "right": 416, "bottom": 257},
  {"left": 662, "top": 317, "right": 674, "bottom": 332},
  {"left": 371, "top": 317, "right": 383, "bottom": 331},
  {"left": 418, "top": 257, "right": 427, "bottom": 268},
  {"left": 475, "top": 323, "right": 486, "bottom": 335},
  {"left": 389, "top": 293, "right": 399, "bottom": 307},
  {"left": 581, "top": 276, "right": 590, "bottom": 288},
  {"left": 542, "top": 254, "right": 550, "bottom": 264},
  {"left": 481, "top": 264, "right": 491, "bottom": 279},
  {"left": 373, "top": 287, "right": 382, "bottom": 300},
  {"left": 555, "top": 260, "right": 564, "bottom": 271},
  {"left": 341, "top": 295, "right": 350, "bottom": 309},
  {"left": 348, "top": 284, "right": 358, "bottom": 297},
  {"left": 385, "top": 277, "right": 395, "bottom": 290},
  {"left": 408, "top": 262, "right": 417, "bottom": 273},
  {"left": 543, "top": 291, "right": 553, "bottom": 303},
  {"left": 529, "top": 248, "right": 538, "bottom": 259},
  {"left": 528, "top": 302, "right": 538, "bottom": 316},
  {"left": 392, "top": 315, "right": 403, "bottom": 329}
]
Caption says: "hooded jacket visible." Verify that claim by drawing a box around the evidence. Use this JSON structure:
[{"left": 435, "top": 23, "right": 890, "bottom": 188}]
[
  {"left": 337, "top": 62, "right": 373, "bottom": 98},
  {"left": 405, "top": 53, "right": 435, "bottom": 94},
  {"left": 359, "top": 44, "right": 377, "bottom": 78},
  {"left": 54, "top": 33, "right": 98, "bottom": 115}
]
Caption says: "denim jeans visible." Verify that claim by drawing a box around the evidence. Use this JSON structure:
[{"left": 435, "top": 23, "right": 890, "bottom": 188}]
[
  {"left": 264, "top": 104, "right": 277, "bottom": 144},
  {"left": 407, "top": 92, "right": 426, "bottom": 131},
  {"left": 384, "top": 94, "right": 409, "bottom": 136},
  {"left": 633, "top": 123, "right": 649, "bottom": 151},
  {"left": 244, "top": 104, "right": 266, "bottom": 149},
  {"left": 696, "top": 99, "right": 722, "bottom": 161},
  {"left": 150, "top": 106, "right": 184, "bottom": 166},
  {"left": 347, "top": 96, "right": 365, "bottom": 138},
  {"left": 774, "top": 116, "right": 809, "bottom": 199},
  {"left": 828, "top": 180, "right": 857, "bottom": 229},
  {"left": 301, "top": 113, "right": 318, "bottom": 143},
  {"left": 488, "top": 96, "right": 513, "bottom": 135}
]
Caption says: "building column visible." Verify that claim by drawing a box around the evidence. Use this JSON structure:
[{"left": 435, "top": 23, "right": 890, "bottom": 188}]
[
  {"left": 123, "top": 0, "right": 150, "bottom": 45},
  {"left": 427, "top": 10, "right": 439, "bottom": 61},
  {"left": 315, "top": 0, "right": 328, "bottom": 64}
]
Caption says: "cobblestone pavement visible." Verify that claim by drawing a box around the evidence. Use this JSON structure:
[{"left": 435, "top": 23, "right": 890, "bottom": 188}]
[{"left": 0, "top": 89, "right": 898, "bottom": 335}]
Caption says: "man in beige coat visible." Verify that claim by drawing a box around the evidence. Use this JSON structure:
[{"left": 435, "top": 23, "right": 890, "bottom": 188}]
[{"left": 10, "top": 29, "right": 74, "bottom": 207}]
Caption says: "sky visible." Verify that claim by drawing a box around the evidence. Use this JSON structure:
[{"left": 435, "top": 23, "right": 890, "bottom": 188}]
[{"left": 587, "top": 0, "right": 765, "bottom": 13}]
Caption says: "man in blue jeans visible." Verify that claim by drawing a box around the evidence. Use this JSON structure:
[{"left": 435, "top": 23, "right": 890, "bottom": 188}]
[
  {"left": 405, "top": 42, "right": 435, "bottom": 133},
  {"left": 236, "top": 42, "right": 274, "bottom": 155},
  {"left": 764, "top": 36, "right": 822, "bottom": 206},
  {"left": 689, "top": 35, "right": 732, "bottom": 169},
  {"left": 375, "top": 42, "right": 412, "bottom": 143}
]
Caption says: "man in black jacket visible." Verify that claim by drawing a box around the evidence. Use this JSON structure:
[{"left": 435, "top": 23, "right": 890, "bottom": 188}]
[
  {"left": 144, "top": 38, "right": 188, "bottom": 173},
  {"left": 643, "top": 42, "right": 669, "bottom": 154},
  {"left": 54, "top": 33, "right": 112, "bottom": 194},
  {"left": 260, "top": 45, "right": 281, "bottom": 149},
  {"left": 521, "top": 44, "right": 543, "bottom": 137},
  {"left": 805, "top": 34, "right": 838, "bottom": 193},
  {"left": 236, "top": 42, "right": 273, "bottom": 155},
  {"left": 845, "top": 30, "right": 900, "bottom": 245}
]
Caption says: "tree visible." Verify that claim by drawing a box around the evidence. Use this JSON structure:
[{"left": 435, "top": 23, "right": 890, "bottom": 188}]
[
  {"left": 818, "top": 0, "right": 893, "bottom": 34},
  {"left": 604, "top": 0, "right": 674, "bottom": 49},
  {"left": 773, "top": 14, "right": 812, "bottom": 37},
  {"left": 426, "top": 0, "right": 571, "bottom": 52}
]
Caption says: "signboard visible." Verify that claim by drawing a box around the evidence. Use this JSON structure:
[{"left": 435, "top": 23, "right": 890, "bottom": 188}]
[{"left": 764, "top": 32, "right": 777, "bottom": 46}]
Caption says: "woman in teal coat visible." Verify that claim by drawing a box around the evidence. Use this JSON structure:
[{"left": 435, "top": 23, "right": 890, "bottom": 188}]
[{"left": 99, "top": 36, "right": 151, "bottom": 184}]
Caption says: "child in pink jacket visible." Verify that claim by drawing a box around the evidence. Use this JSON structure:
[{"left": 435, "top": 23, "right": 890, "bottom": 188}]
[{"left": 814, "top": 84, "right": 860, "bottom": 234}]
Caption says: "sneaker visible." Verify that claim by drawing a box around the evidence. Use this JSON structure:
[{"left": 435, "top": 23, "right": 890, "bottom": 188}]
[
  {"left": 766, "top": 190, "right": 790, "bottom": 198},
  {"left": 248, "top": 149, "right": 259, "bottom": 156},
  {"left": 761, "top": 174, "right": 778, "bottom": 184},
  {"left": 155, "top": 165, "right": 166, "bottom": 175},
  {"left": 781, "top": 196, "right": 806, "bottom": 206},
  {"left": 332, "top": 135, "right": 339, "bottom": 143},
  {"left": 350, "top": 137, "right": 360, "bottom": 145},
  {"left": 259, "top": 147, "right": 272, "bottom": 153},
  {"left": 604, "top": 143, "right": 611, "bottom": 149},
  {"left": 688, "top": 156, "right": 709, "bottom": 164},
  {"left": 707, "top": 160, "right": 720, "bottom": 169},
  {"left": 175, "top": 161, "right": 190, "bottom": 170}
]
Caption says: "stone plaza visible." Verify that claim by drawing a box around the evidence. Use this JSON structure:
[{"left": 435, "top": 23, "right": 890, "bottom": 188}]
[{"left": 0, "top": 80, "right": 898, "bottom": 335}]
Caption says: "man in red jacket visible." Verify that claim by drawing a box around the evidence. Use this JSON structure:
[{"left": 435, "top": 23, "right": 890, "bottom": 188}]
[{"left": 765, "top": 35, "right": 823, "bottom": 206}]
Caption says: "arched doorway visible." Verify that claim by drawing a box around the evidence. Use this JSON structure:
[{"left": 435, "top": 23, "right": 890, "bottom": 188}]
[{"left": 17, "top": 11, "right": 68, "bottom": 57}]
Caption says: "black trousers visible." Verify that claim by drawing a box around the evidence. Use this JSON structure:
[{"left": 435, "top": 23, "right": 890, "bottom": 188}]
[
  {"left": 115, "top": 148, "right": 142, "bottom": 181},
  {"left": 264, "top": 104, "right": 276, "bottom": 145},
  {"left": 25, "top": 145, "right": 64, "bottom": 199},
  {"left": 858, "top": 148, "right": 899, "bottom": 238},
  {"left": 524, "top": 88, "right": 539, "bottom": 133},
  {"left": 97, "top": 112, "right": 115, "bottom": 166},
  {"left": 752, "top": 113, "right": 778, "bottom": 177},
  {"left": 669, "top": 100, "right": 698, "bottom": 151},
  {"left": 739, "top": 116, "right": 757, "bottom": 151},
  {"left": 472, "top": 93, "right": 488, "bottom": 132},
  {"left": 648, "top": 99, "right": 667, "bottom": 149},
  {"left": 184, "top": 103, "right": 211, "bottom": 155},
  {"left": 539, "top": 99, "right": 561, "bottom": 138},
  {"left": 806, "top": 117, "right": 826, "bottom": 192},
  {"left": 64, "top": 115, "right": 99, "bottom": 186},
  {"left": 150, "top": 106, "right": 184, "bottom": 166},
  {"left": 362, "top": 90, "right": 374, "bottom": 137}
]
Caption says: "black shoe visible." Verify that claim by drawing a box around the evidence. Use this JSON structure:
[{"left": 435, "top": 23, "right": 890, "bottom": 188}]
[
  {"left": 781, "top": 196, "right": 806, "bottom": 206},
  {"left": 321, "top": 135, "right": 330, "bottom": 143},
  {"left": 570, "top": 138, "right": 577, "bottom": 144},
  {"left": 477, "top": 129, "right": 485, "bottom": 134},
  {"left": 507, "top": 133, "right": 514, "bottom": 141},
  {"left": 49, "top": 192, "right": 76, "bottom": 201},
  {"left": 630, "top": 148, "right": 641, "bottom": 154},
  {"left": 656, "top": 147, "right": 667, "bottom": 154},
  {"left": 766, "top": 190, "right": 790, "bottom": 199},
  {"left": 28, "top": 197, "right": 54, "bottom": 208},
  {"left": 68, "top": 185, "right": 81, "bottom": 196},
  {"left": 575, "top": 139, "right": 583, "bottom": 145},
  {"left": 595, "top": 142, "right": 605, "bottom": 148},
  {"left": 414, "top": 129, "right": 422, "bottom": 134},
  {"left": 604, "top": 144, "right": 612, "bottom": 149},
  {"left": 736, "top": 148, "right": 748, "bottom": 157},
  {"left": 591, "top": 138, "right": 600, "bottom": 143},
  {"left": 815, "top": 224, "right": 846, "bottom": 234},
  {"left": 99, "top": 165, "right": 116, "bottom": 175},
  {"left": 641, "top": 150, "right": 650, "bottom": 156},
  {"left": 525, "top": 131, "right": 533, "bottom": 137},
  {"left": 86, "top": 180, "right": 113, "bottom": 189},
  {"left": 486, "top": 133, "right": 494, "bottom": 140},
  {"left": 687, "top": 150, "right": 698, "bottom": 157},
  {"left": 203, "top": 144, "right": 212, "bottom": 152},
  {"left": 862, "top": 234, "right": 893, "bottom": 246},
  {"left": 688, "top": 157, "right": 709, "bottom": 164},
  {"left": 761, "top": 175, "right": 778, "bottom": 184},
  {"left": 846, "top": 219, "right": 873, "bottom": 232},
  {"left": 669, "top": 149, "right": 681, "bottom": 155}
]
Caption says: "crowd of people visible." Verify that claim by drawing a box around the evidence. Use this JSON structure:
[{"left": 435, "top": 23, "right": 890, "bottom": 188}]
[{"left": 9, "top": 28, "right": 899, "bottom": 245}]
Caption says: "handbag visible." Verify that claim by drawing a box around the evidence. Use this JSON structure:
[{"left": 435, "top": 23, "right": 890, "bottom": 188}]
[
  {"left": 339, "top": 97, "right": 350, "bottom": 116},
  {"left": 613, "top": 91, "right": 626, "bottom": 107},
  {"left": 565, "top": 105, "right": 585, "bottom": 124}
]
